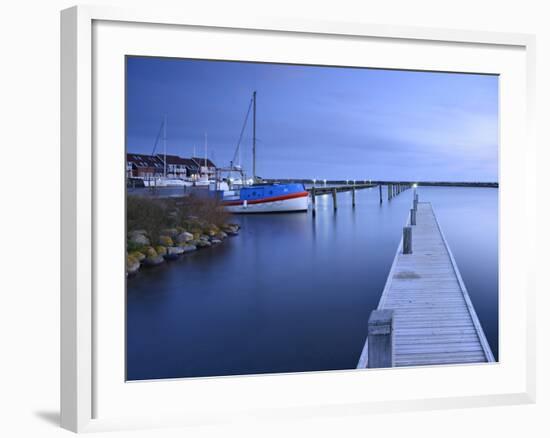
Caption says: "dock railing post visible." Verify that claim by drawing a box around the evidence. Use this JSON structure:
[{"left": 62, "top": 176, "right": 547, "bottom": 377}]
[
  {"left": 410, "top": 208, "right": 416, "bottom": 226},
  {"left": 367, "top": 309, "right": 394, "bottom": 368},
  {"left": 403, "top": 226, "right": 412, "bottom": 254},
  {"left": 332, "top": 187, "right": 337, "bottom": 211}
]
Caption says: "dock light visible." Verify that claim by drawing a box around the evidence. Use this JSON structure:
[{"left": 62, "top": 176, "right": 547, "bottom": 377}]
[
  {"left": 413, "top": 183, "right": 418, "bottom": 188},
  {"left": 324, "top": 179, "right": 327, "bottom": 186}
]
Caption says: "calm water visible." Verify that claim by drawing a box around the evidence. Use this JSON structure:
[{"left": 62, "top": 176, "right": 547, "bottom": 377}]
[{"left": 126, "top": 186, "right": 498, "bottom": 380}]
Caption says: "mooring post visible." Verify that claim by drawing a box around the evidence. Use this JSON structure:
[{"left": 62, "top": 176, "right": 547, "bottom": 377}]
[
  {"left": 332, "top": 187, "right": 337, "bottom": 211},
  {"left": 388, "top": 184, "right": 392, "bottom": 200},
  {"left": 311, "top": 186, "right": 316, "bottom": 217},
  {"left": 367, "top": 309, "right": 394, "bottom": 368},
  {"left": 403, "top": 226, "right": 412, "bottom": 254},
  {"left": 379, "top": 184, "right": 383, "bottom": 204},
  {"left": 410, "top": 208, "right": 416, "bottom": 226},
  {"left": 352, "top": 185, "right": 356, "bottom": 208}
]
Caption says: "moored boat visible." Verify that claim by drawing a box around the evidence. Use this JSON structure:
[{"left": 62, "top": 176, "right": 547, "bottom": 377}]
[
  {"left": 223, "top": 183, "right": 308, "bottom": 213},
  {"left": 219, "top": 91, "right": 309, "bottom": 214}
]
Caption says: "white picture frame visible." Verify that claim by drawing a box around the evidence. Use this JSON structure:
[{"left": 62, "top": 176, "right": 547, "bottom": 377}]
[{"left": 60, "top": 4, "right": 536, "bottom": 433}]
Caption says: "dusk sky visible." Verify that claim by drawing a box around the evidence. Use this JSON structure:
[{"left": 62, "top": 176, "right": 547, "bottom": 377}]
[{"left": 126, "top": 57, "right": 498, "bottom": 182}]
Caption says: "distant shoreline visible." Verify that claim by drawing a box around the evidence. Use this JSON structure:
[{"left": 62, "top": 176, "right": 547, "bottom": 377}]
[{"left": 263, "top": 179, "right": 498, "bottom": 188}]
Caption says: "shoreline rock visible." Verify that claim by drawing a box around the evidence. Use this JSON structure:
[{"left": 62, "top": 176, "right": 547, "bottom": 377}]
[
  {"left": 127, "top": 220, "right": 240, "bottom": 275},
  {"left": 126, "top": 254, "right": 140, "bottom": 275}
]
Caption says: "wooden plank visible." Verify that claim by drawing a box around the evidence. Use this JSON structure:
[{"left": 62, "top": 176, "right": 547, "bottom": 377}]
[{"left": 357, "top": 202, "right": 495, "bottom": 368}]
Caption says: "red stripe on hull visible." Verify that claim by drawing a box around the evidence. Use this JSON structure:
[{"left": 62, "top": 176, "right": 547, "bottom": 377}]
[{"left": 223, "top": 191, "right": 309, "bottom": 207}]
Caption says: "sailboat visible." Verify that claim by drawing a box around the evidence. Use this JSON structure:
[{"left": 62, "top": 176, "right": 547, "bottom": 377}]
[
  {"left": 221, "top": 91, "right": 309, "bottom": 213},
  {"left": 194, "top": 133, "right": 213, "bottom": 187},
  {"left": 143, "top": 116, "right": 192, "bottom": 188}
]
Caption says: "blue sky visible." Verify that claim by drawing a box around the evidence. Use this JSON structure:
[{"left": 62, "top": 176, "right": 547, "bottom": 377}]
[{"left": 126, "top": 57, "right": 498, "bottom": 182}]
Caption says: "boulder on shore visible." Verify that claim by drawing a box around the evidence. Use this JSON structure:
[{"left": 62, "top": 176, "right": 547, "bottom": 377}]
[
  {"left": 222, "top": 224, "right": 240, "bottom": 236},
  {"left": 205, "top": 224, "right": 220, "bottom": 237},
  {"left": 128, "top": 232, "right": 150, "bottom": 246},
  {"left": 175, "top": 231, "right": 194, "bottom": 244},
  {"left": 143, "top": 255, "right": 164, "bottom": 266},
  {"left": 211, "top": 239, "right": 222, "bottom": 245},
  {"left": 155, "top": 245, "right": 167, "bottom": 256},
  {"left": 165, "top": 246, "right": 184, "bottom": 260},
  {"left": 196, "top": 240, "right": 212, "bottom": 248},
  {"left": 142, "top": 246, "right": 164, "bottom": 266},
  {"left": 129, "top": 251, "right": 146, "bottom": 262},
  {"left": 183, "top": 245, "right": 197, "bottom": 253},
  {"left": 215, "top": 231, "right": 228, "bottom": 240},
  {"left": 126, "top": 254, "right": 140, "bottom": 275},
  {"left": 159, "top": 235, "right": 174, "bottom": 247}
]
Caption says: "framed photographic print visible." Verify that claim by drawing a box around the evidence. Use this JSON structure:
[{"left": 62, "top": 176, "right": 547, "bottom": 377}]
[{"left": 61, "top": 5, "right": 536, "bottom": 433}]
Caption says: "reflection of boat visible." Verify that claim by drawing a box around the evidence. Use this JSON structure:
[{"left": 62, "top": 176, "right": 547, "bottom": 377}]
[
  {"left": 219, "top": 91, "right": 308, "bottom": 214},
  {"left": 223, "top": 183, "right": 308, "bottom": 213}
]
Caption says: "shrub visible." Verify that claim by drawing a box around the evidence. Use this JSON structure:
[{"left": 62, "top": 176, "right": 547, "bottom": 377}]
[
  {"left": 127, "top": 194, "right": 230, "bottom": 251},
  {"left": 127, "top": 196, "right": 170, "bottom": 244}
]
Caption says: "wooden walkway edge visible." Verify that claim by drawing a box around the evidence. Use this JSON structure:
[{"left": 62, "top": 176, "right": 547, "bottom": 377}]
[{"left": 357, "top": 202, "right": 495, "bottom": 368}]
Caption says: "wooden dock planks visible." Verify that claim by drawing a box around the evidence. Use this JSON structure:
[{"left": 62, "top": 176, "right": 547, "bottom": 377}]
[{"left": 357, "top": 202, "right": 494, "bottom": 368}]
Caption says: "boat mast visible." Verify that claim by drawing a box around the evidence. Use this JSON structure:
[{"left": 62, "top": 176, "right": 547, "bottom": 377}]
[
  {"left": 163, "top": 115, "right": 167, "bottom": 178},
  {"left": 204, "top": 132, "right": 208, "bottom": 178},
  {"left": 252, "top": 90, "right": 256, "bottom": 184}
]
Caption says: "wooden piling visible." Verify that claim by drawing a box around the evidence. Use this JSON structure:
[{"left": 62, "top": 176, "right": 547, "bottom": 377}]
[
  {"left": 332, "top": 187, "right": 337, "bottom": 211},
  {"left": 367, "top": 309, "right": 394, "bottom": 368},
  {"left": 352, "top": 185, "right": 356, "bottom": 208},
  {"left": 410, "top": 208, "right": 416, "bottom": 226},
  {"left": 379, "top": 184, "right": 382, "bottom": 204},
  {"left": 403, "top": 226, "right": 412, "bottom": 254},
  {"left": 311, "top": 186, "right": 316, "bottom": 216},
  {"left": 388, "top": 184, "right": 392, "bottom": 200}
]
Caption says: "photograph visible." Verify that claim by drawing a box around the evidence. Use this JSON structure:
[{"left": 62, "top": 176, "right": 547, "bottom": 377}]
[{"left": 125, "top": 56, "right": 499, "bottom": 380}]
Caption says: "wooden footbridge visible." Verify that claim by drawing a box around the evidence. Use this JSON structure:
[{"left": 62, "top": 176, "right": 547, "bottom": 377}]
[{"left": 357, "top": 197, "right": 495, "bottom": 368}]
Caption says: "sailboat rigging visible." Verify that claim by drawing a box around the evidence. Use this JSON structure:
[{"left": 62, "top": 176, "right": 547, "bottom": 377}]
[{"left": 218, "top": 91, "right": 308, "bottom": 214}]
